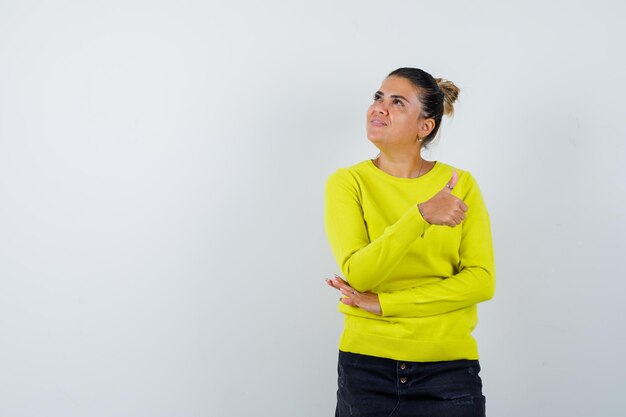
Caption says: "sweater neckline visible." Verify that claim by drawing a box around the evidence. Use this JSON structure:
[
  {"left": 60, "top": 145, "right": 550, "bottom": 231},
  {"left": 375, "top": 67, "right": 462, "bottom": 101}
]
[{"left": 365, "top": 158, "right": 441, "bottom": 182}]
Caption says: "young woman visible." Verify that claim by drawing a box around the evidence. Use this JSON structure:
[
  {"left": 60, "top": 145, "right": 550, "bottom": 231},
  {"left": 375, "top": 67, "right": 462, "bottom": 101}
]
[{"left": 324, "top": 67, "right": 495, "bottom": 417}]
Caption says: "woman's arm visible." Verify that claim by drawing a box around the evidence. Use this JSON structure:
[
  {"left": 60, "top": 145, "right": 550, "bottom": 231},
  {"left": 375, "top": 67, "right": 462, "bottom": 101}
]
[
  {"left": 327, "top": 173, "right": 495, "bottom": 317},
  {"left": 380, "top": 174, "right": 495, "bottom": 317},
  {"left": 324, "top": 169, "right": 431, "bottom": 292},
  {"left": 324, "top": 168, "right": 469, "bottom": 293},
  {"left": 327, "top": 172, "right": 495, "bottom": 317}
]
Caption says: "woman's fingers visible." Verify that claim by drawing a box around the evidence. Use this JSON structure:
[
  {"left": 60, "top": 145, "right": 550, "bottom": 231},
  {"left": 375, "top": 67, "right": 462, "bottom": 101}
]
[
  {"left": 327, "top": 275, "right": 355, "bottom": 294},
  {"left": 423, "top": 197, "right": 468, "bottom": 227},
  {"left": 339, "top": 287, "right": 358, "bottom": 297},
  {"left": 326, "top": 276, "right": 382, "bottom": 315},
  {"left": 340, "top": 296, "right": 356, "bottom": 306},
  {"left": 326, "top": 275, "right": 351, "bottom": 290},
  {"left": 333, "top": 274, "right": 348, "bottom": 285},
  {"left": 419, "top": 174, "right": 469, "bottom": 227},
  {"left": 327, "top": 275, "right": 359, "bottom": 300}
]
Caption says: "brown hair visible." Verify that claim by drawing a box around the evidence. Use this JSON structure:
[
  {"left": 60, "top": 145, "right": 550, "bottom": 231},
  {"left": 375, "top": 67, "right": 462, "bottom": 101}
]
[
  {"left": 435, "top": 78, "right": 460, "bottom": 118},
  {"left": 388, "top": 68, "right": 460, "bottom": 147}
]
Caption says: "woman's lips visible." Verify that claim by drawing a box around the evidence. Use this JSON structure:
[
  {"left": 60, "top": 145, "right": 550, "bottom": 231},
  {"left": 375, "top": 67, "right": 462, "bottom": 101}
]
[{"left": 370, "top": 118, "right": 387, "bottom": 127}]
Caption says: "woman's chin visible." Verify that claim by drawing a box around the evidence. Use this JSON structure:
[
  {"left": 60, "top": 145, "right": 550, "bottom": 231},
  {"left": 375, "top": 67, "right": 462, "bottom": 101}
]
[{"left": 367, "top": 134, "right": 384, "bottom": 146}]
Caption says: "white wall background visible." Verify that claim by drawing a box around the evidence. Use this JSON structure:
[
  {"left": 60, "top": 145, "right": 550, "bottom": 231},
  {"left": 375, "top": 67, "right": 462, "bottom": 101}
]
[{"left": 1, "top": 0, "right": 625, "bottom": 416}]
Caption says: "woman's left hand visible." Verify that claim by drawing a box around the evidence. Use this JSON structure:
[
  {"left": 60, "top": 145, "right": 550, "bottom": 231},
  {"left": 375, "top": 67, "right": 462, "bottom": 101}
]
[{"left": 326, "top": 275, "right": 382, "bottom": 316}]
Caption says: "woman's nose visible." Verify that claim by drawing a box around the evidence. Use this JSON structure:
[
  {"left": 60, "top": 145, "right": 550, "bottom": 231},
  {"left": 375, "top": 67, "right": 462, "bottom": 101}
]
[{"left": 373, "top": 99, "right": 388, "bottom": 114}]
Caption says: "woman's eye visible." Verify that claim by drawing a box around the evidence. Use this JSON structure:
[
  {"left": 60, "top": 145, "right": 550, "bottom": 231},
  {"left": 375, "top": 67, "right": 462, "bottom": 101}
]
[
  {"left": 393, "top": 99, "right": 404, "bottom": 106},
  {"left": 373, "top": 94, "right": 382, "bottom": 101}
]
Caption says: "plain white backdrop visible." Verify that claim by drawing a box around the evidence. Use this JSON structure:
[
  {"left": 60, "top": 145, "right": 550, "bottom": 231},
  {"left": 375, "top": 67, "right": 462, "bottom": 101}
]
[{"left": 1, "top": 0, "right": 625, "bottom": 416}]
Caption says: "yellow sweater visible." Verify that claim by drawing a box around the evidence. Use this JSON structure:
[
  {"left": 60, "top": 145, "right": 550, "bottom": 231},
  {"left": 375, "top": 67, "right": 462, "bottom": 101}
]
[{"left": 324, "top": 159, "right": 495, "bottom": 362}]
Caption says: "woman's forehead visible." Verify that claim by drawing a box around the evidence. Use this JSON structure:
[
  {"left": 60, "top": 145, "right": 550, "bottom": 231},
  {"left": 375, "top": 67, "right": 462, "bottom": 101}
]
[{"left": 379, "top": 76, "right": 420, "bottom": 101}]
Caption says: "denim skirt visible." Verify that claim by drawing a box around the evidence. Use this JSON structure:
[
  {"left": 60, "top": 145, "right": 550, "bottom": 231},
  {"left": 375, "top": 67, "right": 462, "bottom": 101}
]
[{"left": 336, "top": 350, "right": 486, "bottom": 417}]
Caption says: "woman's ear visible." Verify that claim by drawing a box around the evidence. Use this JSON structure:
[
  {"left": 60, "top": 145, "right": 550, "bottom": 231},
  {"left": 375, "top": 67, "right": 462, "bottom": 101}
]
[{"left": 418, "top": 117, "right": 436, "bottom": 139}]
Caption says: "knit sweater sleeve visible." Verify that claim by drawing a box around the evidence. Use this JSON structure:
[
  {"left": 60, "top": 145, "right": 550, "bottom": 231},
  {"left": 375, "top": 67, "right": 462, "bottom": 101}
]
[
  {"left": 377, "top": 173, "right": 496, "bottom": 317},
  {"left": 324, "top": 168, "right": 432, "bottom": 292}
]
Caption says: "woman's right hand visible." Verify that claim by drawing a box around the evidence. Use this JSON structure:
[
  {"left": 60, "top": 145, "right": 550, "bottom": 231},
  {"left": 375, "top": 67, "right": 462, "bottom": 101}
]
[{"left": 418, "top": 170, "right": 468, "bottom": 227}]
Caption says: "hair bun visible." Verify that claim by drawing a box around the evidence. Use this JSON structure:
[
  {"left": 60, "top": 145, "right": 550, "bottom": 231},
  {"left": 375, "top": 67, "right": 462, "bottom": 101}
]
[{"left": 435, "top": 78, "right": 460, "bottom": 116}]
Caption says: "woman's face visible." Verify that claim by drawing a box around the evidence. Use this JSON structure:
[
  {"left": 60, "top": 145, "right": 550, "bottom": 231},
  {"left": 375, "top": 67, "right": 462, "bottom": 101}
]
[{"left": 366, "top": 76, "right": 432, "bottom": 150}]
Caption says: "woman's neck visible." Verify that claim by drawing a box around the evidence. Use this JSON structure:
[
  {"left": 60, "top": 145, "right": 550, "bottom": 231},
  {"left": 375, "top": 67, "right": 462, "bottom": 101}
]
[{"left": 373, "top": 151, "right": 433, "bottom": 179}]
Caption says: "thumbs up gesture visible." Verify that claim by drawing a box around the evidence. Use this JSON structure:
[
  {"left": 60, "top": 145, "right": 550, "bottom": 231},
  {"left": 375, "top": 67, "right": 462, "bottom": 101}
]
[{"left": 418, "top": 170, "right": 468, "bottom": 227}]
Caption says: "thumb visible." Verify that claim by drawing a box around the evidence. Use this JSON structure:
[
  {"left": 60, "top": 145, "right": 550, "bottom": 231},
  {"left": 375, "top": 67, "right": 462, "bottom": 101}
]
[{"left": 443, "top": 170, "right": 458, "bottom": 192}]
